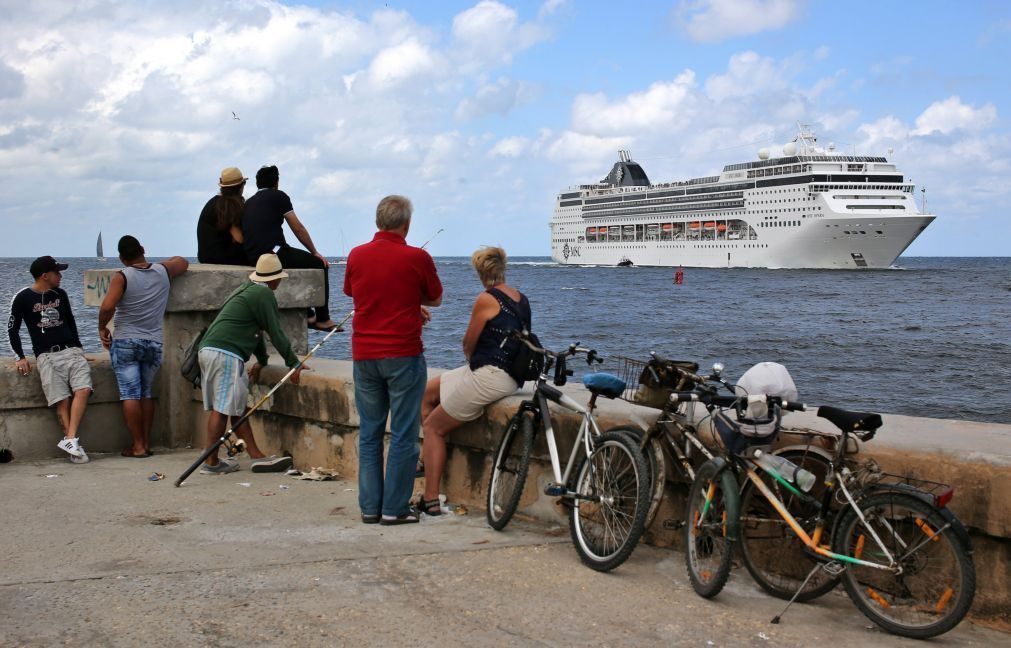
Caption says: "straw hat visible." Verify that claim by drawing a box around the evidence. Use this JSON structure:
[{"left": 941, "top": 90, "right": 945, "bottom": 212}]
[
  {"left": 249, "top": 254, "right": 288, "bottom": 282},
  {"left": 219, "top": 167, "right": 247, "bottom": 187}
]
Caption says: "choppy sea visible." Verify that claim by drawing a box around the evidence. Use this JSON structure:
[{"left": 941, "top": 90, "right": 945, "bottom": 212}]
[{"left": 2, "top": 256, "right": 1009, "bottom": 424}]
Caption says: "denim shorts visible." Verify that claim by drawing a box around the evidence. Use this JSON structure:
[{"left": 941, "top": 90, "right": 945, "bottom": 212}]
[{"left": 110, "top": 338, "right": 163, "bottom": 400}]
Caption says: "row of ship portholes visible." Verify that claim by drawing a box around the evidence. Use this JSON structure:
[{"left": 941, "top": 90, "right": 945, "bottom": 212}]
[{"left": 577, "top": 243, "right": 772, "bottom": 250}]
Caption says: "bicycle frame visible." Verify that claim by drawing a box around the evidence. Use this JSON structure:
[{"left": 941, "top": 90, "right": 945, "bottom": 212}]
[
  {"left": 525, "top": 382, "right": 605, "bottom": 495},
  {"left": 724, "top": 454, "right": 954, "bottom": 574}
]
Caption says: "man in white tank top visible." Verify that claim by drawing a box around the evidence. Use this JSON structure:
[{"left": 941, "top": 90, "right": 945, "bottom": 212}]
[{"left": 98, "top": 236, "right": 189, "bottom": 457}]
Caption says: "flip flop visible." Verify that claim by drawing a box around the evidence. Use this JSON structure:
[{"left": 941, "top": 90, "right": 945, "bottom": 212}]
[{"left": 121, "top": 448, "right": 153, "bottom": 458}]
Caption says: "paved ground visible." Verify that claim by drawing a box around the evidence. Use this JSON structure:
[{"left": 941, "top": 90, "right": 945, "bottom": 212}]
[{"left": 0, "top": 451, "right": 1005, "bottom": 647}]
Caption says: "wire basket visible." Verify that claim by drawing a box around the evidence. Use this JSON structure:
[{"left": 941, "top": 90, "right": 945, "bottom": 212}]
[{"left": 615, "top": 356, "right": 700, "bottom": 409}]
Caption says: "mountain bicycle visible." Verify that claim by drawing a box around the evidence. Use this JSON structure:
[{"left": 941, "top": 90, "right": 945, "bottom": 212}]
[
  {"left": 486, "top": 332, "right": 651, "bottom": 572},
  {"left": 683, "top": 388, "right": 976, "bottom": 639}
]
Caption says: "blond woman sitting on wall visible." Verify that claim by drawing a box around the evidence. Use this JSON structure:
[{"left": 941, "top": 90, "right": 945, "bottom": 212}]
[{"left": 418, "top": 247, "right": 532, "bottom": 515}]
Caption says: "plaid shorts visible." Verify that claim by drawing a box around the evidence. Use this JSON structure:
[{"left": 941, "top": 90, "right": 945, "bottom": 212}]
[{"left": 198, "top": 348, "right": 249, "bottom": 417}]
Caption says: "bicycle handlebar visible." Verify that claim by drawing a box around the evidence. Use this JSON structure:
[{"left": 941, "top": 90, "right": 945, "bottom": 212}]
[
  {"left": 671, "top": 390, "right": 808, "bottom": 412},
  {"left": 504, "top": 330, "right": 603, "bottom": 365}
]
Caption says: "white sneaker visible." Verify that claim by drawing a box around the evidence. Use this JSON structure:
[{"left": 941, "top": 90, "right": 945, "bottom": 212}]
[
  {"left": 57, "top": 437, "right": 85, "bottom": 458},
  {"left": 69, "top": 447, "right": 90, "bottom": 464}
]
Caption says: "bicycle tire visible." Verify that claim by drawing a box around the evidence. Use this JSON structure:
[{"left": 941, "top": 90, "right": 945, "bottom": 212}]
[
  {"left": 568, "top": 431, "right": 650, "bottom": 572},
  {"left": 833, "top": 492, "right": 976, "bottom": 639},
  {"left": 739, "top": 449, "right": 840, "bottom": 602},
  {"left": 685, "top": 465, "right": 738, "bottom": 598},
  {"left": 486, "top": 410, "right": 535, "bottom": 531},
  {"left": 607, "top": 426, "right": 666, "bottom": 530}
]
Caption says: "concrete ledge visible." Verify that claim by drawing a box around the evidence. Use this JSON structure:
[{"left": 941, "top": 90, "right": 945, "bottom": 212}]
[
  {"left": 216, "top": 357, "right": 1011, "bottom": 627},
  {"left": 83, "top": 264, "right": 325, "bottom": 311},
  {"left": 0, "top": 355, "right": 157, "bottom": 458}
]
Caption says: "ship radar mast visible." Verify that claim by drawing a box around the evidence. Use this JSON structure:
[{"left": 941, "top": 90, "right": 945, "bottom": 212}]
[{"left": 793, "top": 122, "right": 820, "bottom": 155}]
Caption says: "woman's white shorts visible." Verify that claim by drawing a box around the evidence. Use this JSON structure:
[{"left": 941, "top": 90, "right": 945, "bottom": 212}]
[{"left": 439, "top": 364, "right": 518, "bottom": 422}]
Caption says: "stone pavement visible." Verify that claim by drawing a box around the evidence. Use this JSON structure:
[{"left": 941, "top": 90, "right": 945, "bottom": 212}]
[{"left": 0, "top": 451, "right": 1005, "bottom": 647}]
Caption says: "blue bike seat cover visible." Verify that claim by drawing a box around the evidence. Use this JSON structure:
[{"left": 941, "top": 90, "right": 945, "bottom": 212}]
[{"left": 583, "top": 372, "right": 626, "bottom": 399}]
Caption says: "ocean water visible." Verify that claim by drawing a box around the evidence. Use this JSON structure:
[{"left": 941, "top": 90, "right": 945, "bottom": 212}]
[{"left": 2, "top": 256, "right": 1009, "bottom": 424}]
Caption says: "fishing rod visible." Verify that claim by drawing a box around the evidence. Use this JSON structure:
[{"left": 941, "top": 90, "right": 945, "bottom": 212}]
[
  {"left": 174, "top": 308, "right": 354, "bottom": 487},
  {"left": 420, "top": 228, "right": 444, "bottom": 250}
]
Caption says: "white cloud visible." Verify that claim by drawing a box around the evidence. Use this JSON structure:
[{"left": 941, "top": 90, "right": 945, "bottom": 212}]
[
  {"left": 572, "top": 71, "right": 698, "bottom": 135},
  {"left": 912, "top": 96, "right": 998, "bottom": 136},
  {"left": 676, "top": 0, "right": 803, "bottom": 43},
  {"left": 539, "top": 0, "right": 569, "bottom": 18},
  {"left": 451, "top": 1, "right": 548, "bottom": 73},
  {"left": 489, "top": 136, "right": 530, "bottom": 158},
  {"left": 365, "top": 39, "right": 440, "bottom": 89},
  {"left": 455, "top": 77, "right": 537, "bottom": 121},
  {"left": 704, "top": 51, "right": 787, "bottom": 102}
]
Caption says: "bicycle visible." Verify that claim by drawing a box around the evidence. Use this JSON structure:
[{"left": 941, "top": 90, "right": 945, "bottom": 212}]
[
  {"left": 682, "top": 386, "right": 976, "bottom": 639},
  {"left": 612, "top": 354, "right": 854, "bottom": 601},
  {"left": 608, "top": 353, "right": 728, "bottom": 529},
  {"left": 486, "top": 332, "right": 651, "bottom": 572}
]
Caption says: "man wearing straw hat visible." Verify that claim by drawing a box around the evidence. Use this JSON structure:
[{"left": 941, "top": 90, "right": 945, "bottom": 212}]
[{"left": 194, "top": 253, "right": 305, "bottom": 474}]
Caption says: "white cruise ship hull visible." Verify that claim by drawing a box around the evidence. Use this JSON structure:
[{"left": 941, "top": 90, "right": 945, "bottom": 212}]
[
  {"left": 552, "top": 212, "right": 934, "bottom": 269},
  {"left": 550, "top": 132, "right": 936, "bottom": 270}
]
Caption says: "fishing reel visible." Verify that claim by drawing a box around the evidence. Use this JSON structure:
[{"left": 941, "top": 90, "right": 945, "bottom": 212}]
[{"left": 225, "top": 438, "right": 247, "bottom": 458}]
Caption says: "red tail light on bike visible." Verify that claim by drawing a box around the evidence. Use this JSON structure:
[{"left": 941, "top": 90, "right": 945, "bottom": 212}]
[{"left": 935, "top": 488, "right": 954, "bottom": 509}]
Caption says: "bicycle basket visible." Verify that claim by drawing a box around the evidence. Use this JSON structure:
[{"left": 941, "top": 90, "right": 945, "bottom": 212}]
[
  {"left": 714, "top": 362, "right": 798, "bottom": 454},
  {"left": 616, "top": 356, "right": 700, "bottom": 409}
]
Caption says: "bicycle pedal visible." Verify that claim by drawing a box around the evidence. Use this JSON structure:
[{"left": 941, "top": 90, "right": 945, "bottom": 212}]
[
  {"left": 823, "top": 561, "right": 846, "bottom": 576},
  {"left": 662, "top": 519, "right": 685, "bottom": 531},
  {"left": 544, "top": 483, "right": 567, "bottom": 497}
]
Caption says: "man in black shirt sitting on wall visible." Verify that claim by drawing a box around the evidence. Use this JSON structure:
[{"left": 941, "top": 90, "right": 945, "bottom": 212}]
[
  {"left": 242, "top": 165, "right": 336, "bottom": 331},
  {"left": 7, "top": 256, "right": 93, "bottom": 463}
]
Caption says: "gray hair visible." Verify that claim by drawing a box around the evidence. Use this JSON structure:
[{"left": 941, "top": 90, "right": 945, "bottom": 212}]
[{"left": 376, "top": 195, "right": 413, "bottom": 231}]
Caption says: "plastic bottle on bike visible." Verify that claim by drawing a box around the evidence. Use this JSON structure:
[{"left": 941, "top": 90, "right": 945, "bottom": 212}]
[{"left": 749, "top": 448, "right": 816, "bottom": 492}]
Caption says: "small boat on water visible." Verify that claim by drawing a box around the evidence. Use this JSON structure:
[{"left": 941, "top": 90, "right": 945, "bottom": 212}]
[
  {"left": 617, "top": 257, "right": 633, "bottom": 267},
  {"left": 96, "top": 232, "right": 106, "bottom": 261}
]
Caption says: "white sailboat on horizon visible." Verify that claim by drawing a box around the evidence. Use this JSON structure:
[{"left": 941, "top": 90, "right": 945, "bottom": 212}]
[{"left": 96, "top": 232, "right": 106, "bottom": 261}]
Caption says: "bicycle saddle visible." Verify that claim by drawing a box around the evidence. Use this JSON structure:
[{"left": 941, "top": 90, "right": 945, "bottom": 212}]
[
  {"left": 583, "top": 373, "right": 626, "bottom": 399},
  {"left": 817, "top": 406, "right": 882, "bottom": 434}
]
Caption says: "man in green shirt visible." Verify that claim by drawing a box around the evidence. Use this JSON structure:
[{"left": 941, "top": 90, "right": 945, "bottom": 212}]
[{"left": 196, "top": 254, "right": 306, "bottom": 474}]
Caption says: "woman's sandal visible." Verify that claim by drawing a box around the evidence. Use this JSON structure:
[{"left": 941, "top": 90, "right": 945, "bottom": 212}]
[{"left": 416, "top": 497, "right": 442, "bottom": 516}]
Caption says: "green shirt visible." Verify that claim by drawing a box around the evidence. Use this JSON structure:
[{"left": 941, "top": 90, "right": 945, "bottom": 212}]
[{"left": 198, "top": 282, "right": 300, "bottom": 368}]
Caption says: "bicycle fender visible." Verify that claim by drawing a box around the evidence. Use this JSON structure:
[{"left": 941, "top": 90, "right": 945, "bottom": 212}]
[
  {"left": 694, "top": 457, "right": 741, "bottom": 542},
  {"left": 866, "top": 484, "right": 973, "bottom": 552}
]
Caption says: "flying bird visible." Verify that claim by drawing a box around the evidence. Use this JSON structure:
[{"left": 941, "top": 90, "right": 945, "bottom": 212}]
[{"left": 232, "top": 111, "right": 240, "bottom": 120}]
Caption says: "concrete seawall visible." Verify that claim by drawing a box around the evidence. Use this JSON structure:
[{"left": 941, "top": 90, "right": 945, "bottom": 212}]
[{"left": 1, "top": 265, "right": 1008, "bottom": 629}]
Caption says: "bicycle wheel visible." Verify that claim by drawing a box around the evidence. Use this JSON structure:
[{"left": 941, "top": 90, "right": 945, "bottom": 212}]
[
  {"left": 486, "top": 410, "right": 535, "bottom": 531},
  {"left": 685, "top": 464, "right": 738, "bottom": 598},
  {"left": 568, "top": 431, "right": 650, "bottom": 572},
  {"left": 607, "top": 426, "right": 665, "bottom": 530},
  {"left": 739, "top": 449, "right": 840, "bottom": 602},
  {"left": 833, "top": 492, "right": 976, "bottom": 639}
]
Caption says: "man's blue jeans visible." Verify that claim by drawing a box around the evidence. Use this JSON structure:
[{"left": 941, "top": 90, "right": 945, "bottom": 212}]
[{"left": 353, "top": 354, "right": 427, "bottom": 517}]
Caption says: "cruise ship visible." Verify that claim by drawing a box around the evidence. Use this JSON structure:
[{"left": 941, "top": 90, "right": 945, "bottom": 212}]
[{"left": 549, "top": 125, "right": 934, "bottom": 269}]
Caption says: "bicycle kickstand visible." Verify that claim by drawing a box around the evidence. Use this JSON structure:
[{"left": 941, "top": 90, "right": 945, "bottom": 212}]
[{"left": 770, "top": 561, "right": 841, "bottom": 624}]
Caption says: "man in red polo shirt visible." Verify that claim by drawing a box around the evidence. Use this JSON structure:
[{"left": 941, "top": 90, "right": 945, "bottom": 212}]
[{"left": 344, "top": 195, "right": 443, "bottom": 525}]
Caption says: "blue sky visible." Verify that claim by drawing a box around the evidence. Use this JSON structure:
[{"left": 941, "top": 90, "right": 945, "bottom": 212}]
[{"left": 0, "top": 0, "right": 1008, "bottom": 257}]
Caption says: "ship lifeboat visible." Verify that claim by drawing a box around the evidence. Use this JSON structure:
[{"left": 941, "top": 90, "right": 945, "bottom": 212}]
[
  {"left": 703, "top": 221, "right": 716, "bottom": 228},
  {"left": 662, "top": 223, "right": 673, "bottom": 230},
  {"left": 717, "top": 223, "right": 727, "bottom": 232},
  {"left": 688, "top": 222, "right": 701, "bottom": 229},
  {"left": 587, "top": 227, "right": 597, "bottom": 234}
]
